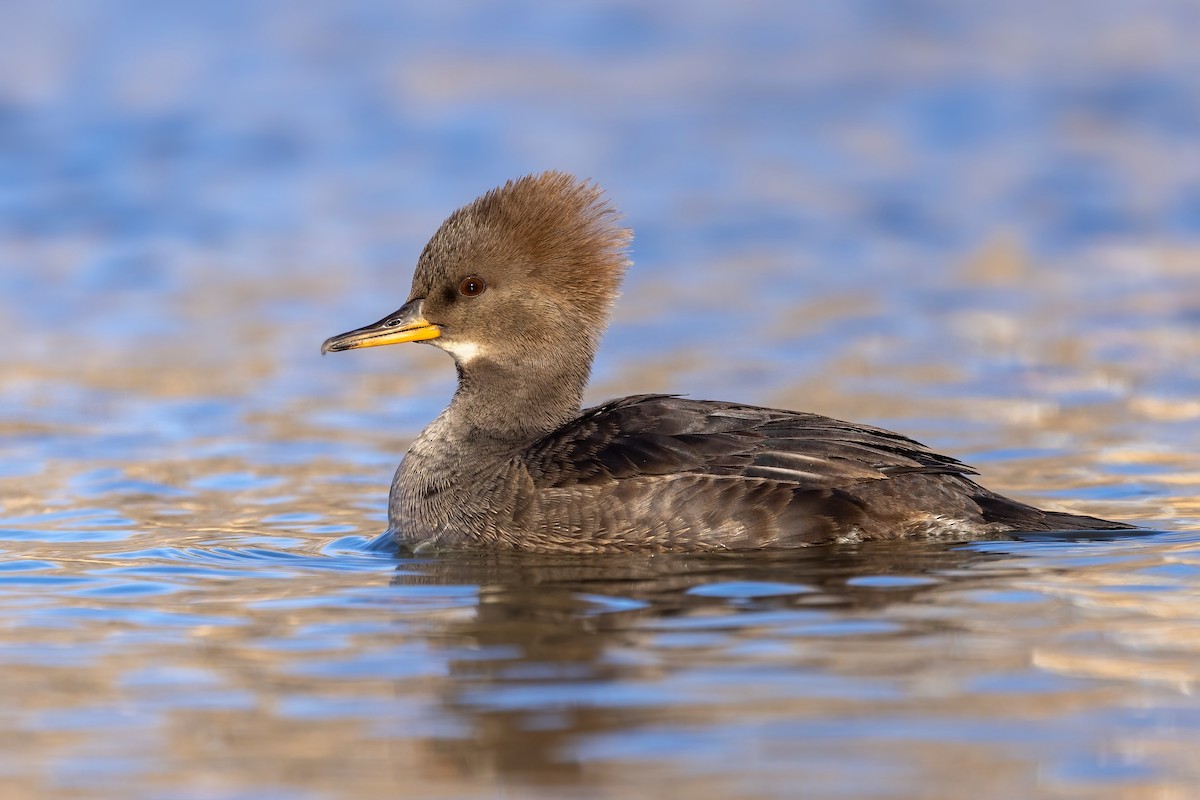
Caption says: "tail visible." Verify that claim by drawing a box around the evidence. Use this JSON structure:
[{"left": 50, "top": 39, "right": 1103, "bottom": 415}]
[{"left": 974, "top": 493, "right": 1137, "bottom": 532}]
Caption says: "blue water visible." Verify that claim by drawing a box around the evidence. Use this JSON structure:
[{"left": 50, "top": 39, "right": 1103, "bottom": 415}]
[{"left": 2, "top": 2, "right": 1200, "bottom": 798}]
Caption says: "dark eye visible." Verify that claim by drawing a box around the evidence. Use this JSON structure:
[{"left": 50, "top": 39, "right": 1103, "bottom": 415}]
[{"left": 458, "top": 275, "right": 487, "bottom": 297}]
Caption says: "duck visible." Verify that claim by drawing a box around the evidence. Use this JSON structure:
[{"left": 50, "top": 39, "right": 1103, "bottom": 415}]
[{"left": 322, "top": 171, "right": 1134, "bottom": 553}]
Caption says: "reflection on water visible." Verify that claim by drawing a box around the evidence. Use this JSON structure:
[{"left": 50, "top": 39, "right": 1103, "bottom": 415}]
[
  {"left": 393, "top": 544, "right": 1021, "bottom": 785},
  {"left": 4, "top": 531, "right": 1200, "bottom": 798},
  {"left": 3, "top": 1, "right": 1200, "bottom": 798},
  {"left": 384, "top": 535, "right": 1195, "bottom": 795}
]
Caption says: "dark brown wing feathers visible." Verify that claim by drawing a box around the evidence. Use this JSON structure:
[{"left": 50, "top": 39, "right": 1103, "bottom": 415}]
[
  {"left": 515, "top": 395, "right": 1132, "bottom": 546},
  {"left": 528, "top": 394, "right": 976, "bottom": 490}
]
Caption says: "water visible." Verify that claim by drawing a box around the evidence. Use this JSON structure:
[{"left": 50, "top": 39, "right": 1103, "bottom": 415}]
[{"left": 3, "top": 1, "right": 1200, "bottom": 797}]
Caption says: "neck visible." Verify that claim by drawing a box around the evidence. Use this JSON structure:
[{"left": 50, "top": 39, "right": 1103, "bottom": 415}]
[
  {"left": 443, "top": 351, "right": 592, "bottom": 442},
  {"left": 390, "top": 342, "right": 595, "bottom": 543}
]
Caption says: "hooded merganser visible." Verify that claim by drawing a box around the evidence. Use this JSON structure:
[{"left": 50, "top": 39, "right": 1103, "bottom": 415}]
[{"left": 322, "top": 172, "right": 1133, "bottom": 553}]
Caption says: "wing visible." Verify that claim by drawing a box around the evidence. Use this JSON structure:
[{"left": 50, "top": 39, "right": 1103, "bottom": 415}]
[
  {"left": 524, "top": 394, "right": 977, "bottom": 489},
  {"left": 506, "top": 395, "right": 984, "bottom": 550}
]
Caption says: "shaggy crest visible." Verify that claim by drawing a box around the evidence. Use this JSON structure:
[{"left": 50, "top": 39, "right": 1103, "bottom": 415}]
[{"left": 414, "top": 171, "right": 632, "bottom": 315}]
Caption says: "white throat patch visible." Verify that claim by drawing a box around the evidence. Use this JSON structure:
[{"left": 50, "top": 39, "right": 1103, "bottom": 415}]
[{"left": 438, "top": 340, "right": 483, "bottom": 364}]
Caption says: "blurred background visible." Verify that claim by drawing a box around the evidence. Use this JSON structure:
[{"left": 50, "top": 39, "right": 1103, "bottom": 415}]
[
  {"left": 1, "top": 2, "right": 1200, "bottom": 798},
  {"left": 2, "top": 1, "right": 1198, "bottom": 488}
]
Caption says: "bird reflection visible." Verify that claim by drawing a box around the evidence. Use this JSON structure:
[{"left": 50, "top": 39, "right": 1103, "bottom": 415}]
[{"left": 384, "top": 539, "right": 1031, "bottom": 785}]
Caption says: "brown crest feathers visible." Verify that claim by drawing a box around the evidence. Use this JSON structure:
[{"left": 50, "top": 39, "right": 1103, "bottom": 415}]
[{"left": 466, "top": 171, "right": 631, "bottom": 290}]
